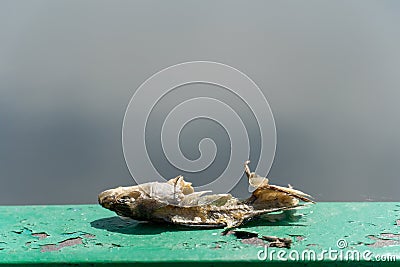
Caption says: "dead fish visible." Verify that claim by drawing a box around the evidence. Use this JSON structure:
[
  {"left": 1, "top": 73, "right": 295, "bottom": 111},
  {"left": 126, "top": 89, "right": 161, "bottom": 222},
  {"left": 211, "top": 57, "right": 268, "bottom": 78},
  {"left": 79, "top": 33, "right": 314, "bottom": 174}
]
[{"left": 98, "top": 161, "right": 314, "bottom": 228}]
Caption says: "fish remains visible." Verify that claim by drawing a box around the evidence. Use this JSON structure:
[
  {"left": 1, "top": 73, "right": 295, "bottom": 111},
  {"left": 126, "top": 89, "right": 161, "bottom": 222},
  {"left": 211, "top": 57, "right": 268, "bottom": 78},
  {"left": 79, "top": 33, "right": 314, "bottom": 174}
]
[{"left": 98, "top": 161, "right": 314, "bottom": 228}]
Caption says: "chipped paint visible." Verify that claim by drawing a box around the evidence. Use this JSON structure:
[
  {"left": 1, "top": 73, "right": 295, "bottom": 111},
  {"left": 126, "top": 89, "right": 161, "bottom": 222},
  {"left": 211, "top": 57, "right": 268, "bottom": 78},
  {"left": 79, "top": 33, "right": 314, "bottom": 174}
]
[
  {"left": 31, "top": 232, "right": 49, "bottom": 240},
  {"left": 366, "top": 233, "right": 400, "bottom": 248},
  {"left": 41, "top": 237, "right": 83, "bottom": 252},
  {"left": 0, "top": 203, "right": 399, "bottom": 265}
]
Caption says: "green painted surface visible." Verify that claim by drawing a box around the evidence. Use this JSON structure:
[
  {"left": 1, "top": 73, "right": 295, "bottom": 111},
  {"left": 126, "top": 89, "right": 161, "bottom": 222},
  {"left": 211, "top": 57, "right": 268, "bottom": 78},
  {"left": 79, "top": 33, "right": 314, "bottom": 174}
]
[{"left": 0, "top": 203, "right": 399, "bottom": 266}]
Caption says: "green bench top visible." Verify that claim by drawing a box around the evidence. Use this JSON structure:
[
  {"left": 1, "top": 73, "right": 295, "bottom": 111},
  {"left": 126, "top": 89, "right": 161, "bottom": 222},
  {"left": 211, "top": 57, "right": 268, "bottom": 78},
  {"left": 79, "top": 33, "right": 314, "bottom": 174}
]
[{"left": 0, "top": 203, "right": 399, "bottom": 266}]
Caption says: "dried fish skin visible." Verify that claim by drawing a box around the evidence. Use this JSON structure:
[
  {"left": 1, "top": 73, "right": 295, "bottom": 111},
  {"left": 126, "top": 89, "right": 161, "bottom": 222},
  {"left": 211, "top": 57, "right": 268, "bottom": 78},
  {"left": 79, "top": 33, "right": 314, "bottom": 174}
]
[
  {"left": 99, "top": 186, "right": 295, "bottom": 228},
  {"left": 98, "top": 177, "right": 227, "bottom": 208},
  {"left": 98, "top": 179, "right": 249, "bottom": 228},
  {"left": 243, "top": 160, "right": 314, "bottom": 210},
  {"left": 98, "top": 161, "right": 314, "bottom": 228}
]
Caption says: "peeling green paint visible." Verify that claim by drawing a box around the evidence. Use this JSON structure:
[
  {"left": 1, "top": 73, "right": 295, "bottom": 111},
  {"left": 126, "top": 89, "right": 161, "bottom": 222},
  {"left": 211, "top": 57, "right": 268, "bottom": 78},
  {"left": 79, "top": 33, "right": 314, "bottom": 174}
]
[{"left": 0, "top": 203, "right": 399, "bottom": 266}]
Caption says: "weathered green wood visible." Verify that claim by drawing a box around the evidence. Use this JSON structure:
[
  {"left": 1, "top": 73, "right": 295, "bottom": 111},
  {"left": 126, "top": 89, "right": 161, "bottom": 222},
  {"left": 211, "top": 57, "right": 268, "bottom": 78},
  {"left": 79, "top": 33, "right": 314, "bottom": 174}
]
[{"left": 0, "top": 203, "right": 399, "bottom": 266}]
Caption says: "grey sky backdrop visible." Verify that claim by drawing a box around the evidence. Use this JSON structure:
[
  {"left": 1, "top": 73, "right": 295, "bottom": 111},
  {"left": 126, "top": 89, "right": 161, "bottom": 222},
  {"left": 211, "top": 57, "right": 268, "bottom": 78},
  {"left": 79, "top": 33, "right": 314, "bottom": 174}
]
[{"left": 1, "top": 0, "right": 400, "bottom": 204}]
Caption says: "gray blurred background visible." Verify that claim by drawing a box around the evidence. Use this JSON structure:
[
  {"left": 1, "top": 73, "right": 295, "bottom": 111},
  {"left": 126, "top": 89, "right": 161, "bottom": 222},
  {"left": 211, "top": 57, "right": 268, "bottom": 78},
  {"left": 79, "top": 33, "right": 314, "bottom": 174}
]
[{"left": 1, "top": 0, "right": 399, "bottom": 204}]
